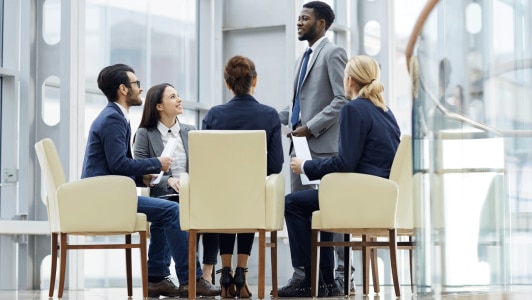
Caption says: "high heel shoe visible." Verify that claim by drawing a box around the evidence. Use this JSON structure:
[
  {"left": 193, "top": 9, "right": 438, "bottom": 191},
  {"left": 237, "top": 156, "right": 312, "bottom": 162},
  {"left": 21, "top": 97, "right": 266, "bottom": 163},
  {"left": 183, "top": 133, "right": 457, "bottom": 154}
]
[
  {"left": 217, "top": 267, "right": 236, "bottom": 298},
  {"left": 234, "top": 267, "right": 252, "bottom": 298}
]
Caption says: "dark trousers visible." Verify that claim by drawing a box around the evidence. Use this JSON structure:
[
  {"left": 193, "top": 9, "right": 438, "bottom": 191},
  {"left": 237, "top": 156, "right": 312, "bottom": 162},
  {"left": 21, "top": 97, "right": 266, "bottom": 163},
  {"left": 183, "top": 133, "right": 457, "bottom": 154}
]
[
  {"left": 199, "top": 233, "right": 219, "bottom": 265},
  {"left": 285, "top": 189, "right": 334, "bottom": 284},
  {"left": 219, "top": 233, "right": 254, "bottom": 256}
]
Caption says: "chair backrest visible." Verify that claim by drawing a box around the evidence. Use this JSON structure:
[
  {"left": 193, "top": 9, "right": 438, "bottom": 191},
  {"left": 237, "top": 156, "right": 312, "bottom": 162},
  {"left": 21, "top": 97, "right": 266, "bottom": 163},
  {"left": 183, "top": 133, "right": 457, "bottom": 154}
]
[
  {"left": 35, "top": 138, "right": 67, "bottom": 233},
  {"left": 318, "top": 173, "right": 398, "bottom": 229},
  {"left": 388, "top": 135, "right": 414, "bottom": 229},
  {"left": 187, "top": 130, "right": 267, "bottom": 230}
]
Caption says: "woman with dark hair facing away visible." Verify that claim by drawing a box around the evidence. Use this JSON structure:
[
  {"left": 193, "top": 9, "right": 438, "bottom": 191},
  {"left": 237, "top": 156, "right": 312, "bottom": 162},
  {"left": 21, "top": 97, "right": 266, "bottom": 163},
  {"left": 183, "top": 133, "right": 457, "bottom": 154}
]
[
  {"left": 279, "top": 55, "right": 401, "bottom": 297},
  {"left": 134, "top": 83, "right": 220, "bottom": 296},
  {"left": 202, "top": 55, "right": 284, "bottom": 298}
]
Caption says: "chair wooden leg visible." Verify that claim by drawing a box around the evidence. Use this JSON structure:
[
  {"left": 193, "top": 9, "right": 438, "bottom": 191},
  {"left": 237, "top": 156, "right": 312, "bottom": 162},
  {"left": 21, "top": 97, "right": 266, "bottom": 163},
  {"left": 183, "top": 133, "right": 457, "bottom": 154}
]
[
  {"left": 343, "top": 234, "right": 350, "bottom": 296},
  {"left": 310, "top": 229, "right": 319, "bottom": 298},
  {"left": 389, "top": 229, "right": 400, "bottom": 297},
  {"left": 125, "top": 234, "right": 133, "bottom": 297},
  {"left": 362, "top": 235, "right": 370, "bottom": 295},
  {"left": 258, "top": 230, "right": 266, "bottom": 299},
  {"left": 188, "top": 230, "right": 198, "bottom": 300},
  {"left": 270, "top": 231, "right": 278, "bottom": 298},
  {"left": 58, "top": 233, "right": 68, "bottom": 299},
  {"left": 139, "top": 231, "right": 148, "bottom": 299},
  {"left": 371, "top": 238, "right": 380, "bottom": 294},
  {"left": 49, "top": 233, "right": 58, "bottom": 298}
]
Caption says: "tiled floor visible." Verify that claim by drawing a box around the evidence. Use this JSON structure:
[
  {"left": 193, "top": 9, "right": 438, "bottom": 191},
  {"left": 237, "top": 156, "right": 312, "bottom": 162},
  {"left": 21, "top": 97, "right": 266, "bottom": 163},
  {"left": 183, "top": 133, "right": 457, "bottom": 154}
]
[{"left": 2, "top": 286, "right": 532, "bottom": 300}]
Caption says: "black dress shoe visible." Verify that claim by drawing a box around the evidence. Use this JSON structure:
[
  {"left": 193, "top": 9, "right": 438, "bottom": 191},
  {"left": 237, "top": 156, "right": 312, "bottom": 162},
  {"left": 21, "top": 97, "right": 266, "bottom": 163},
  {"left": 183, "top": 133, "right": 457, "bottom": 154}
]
[
  {"left": 179, "top": 277, "right": 221, "bottom": 297},
  {"left": 326, "top": 283, "right": 342, "bottom": 297},
  {"left": 271, "top": 277, "right": 301, "bottom": 296},
  {"left": 277, "top": 283, "right": 328, "bottom": 298},
  {"left": 148, "top": 277, "right": 180, "bottom": 298}
]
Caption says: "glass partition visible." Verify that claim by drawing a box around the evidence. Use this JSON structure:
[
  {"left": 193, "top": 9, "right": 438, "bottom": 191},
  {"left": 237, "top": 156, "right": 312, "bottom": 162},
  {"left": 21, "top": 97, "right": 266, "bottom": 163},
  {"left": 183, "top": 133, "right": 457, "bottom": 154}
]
[
  {"left": 412, "top": 0, "right": 532, "bottom": 294},
  {"left": 85, "top": 0, "right": 197, "bottom": 138},
  {"left": 79, "top": 0, "right": 197, "bottom": 287}
]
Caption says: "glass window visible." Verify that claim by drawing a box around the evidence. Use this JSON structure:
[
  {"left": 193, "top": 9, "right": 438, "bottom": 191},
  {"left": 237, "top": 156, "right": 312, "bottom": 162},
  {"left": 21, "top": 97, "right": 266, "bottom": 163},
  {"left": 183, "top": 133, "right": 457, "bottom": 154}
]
[
  {"left": 82, "top": 0, "right": 197, "bottom": 287},
  {"left": 43, "top": 0, "right": 61, "bottom": 45},
  {"left": 85, "top": 0, "right": 197, "bottom": 139},
  {"left": 42, "top": 76, "right": 61, "bottom": 126}
]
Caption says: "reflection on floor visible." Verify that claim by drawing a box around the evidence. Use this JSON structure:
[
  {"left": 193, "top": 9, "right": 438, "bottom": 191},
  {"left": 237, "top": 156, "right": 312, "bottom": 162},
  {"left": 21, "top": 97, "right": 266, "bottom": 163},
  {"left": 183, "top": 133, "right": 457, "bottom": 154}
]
[{"left": 1, "top": 286, "right": 532, "bottom": 300}]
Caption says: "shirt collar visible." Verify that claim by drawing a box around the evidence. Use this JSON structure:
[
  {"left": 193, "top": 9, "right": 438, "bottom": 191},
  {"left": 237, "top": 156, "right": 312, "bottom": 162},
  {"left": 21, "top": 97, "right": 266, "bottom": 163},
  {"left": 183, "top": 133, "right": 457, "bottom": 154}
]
[
  {"left": 113, "top": 102, "right": 130, "bottom": 122},
  {"left": 157, "top": 119, "right": 181, "bottom": 136},
  {"left": 308, "top": 36, "right": 326, "bottom": 53}
]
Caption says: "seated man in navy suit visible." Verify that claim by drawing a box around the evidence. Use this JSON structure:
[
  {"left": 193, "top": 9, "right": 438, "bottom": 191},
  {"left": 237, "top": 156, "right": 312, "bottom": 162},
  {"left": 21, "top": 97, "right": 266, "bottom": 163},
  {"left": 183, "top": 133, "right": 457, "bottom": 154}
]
[{"left": 81, "top": 64, "right": 220, "bottom": 298}]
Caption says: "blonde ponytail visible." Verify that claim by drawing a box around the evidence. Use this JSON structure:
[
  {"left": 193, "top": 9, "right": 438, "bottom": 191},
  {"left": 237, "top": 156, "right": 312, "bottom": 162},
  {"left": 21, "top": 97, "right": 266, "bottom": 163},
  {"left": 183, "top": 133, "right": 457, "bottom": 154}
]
[{"left": 346, "top": 55, "right": 388, "bottom": 111}]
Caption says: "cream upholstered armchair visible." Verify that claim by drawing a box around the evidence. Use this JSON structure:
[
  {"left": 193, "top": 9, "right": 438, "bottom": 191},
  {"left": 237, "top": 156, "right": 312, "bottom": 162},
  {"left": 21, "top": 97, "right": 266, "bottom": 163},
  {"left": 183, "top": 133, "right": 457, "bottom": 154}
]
[
  {"left": 179, "top": 130, "right": 285, "bottom": 299},
  {"left": 34, "top": 138, "right": 148, "bottom": 299},
  {"left": 310, "top": 135, "right": 414, "bottom": 297}
]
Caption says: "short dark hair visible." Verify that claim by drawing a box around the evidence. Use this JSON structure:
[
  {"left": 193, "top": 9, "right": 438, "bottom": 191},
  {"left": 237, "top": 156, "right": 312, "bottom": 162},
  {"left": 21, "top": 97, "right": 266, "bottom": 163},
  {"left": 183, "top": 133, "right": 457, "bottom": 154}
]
[
  {"left": 303, "top": 1, "right": 335, "bottom": 30},
  {"left": 138, "top": 83, "right": 174, "bottom": 129},
  {"left": 97, "top": 64, "right": 135, "bottom": 102},
  {"left": 224, "top": 55, "right": 257, "bottom": 96}
]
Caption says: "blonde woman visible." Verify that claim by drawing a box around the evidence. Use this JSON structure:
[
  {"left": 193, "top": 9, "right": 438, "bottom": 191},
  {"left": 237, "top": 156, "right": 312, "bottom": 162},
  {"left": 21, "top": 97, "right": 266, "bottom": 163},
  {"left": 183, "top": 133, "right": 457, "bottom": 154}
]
[{"left": 280, "top": 55, "right": 401, "bottom": 297}]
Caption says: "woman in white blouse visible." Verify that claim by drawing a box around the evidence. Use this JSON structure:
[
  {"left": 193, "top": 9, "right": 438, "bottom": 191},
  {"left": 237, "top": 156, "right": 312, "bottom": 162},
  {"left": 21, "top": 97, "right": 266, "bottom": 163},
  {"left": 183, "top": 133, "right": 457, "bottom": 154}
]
[{"left": 134, "top": 83, "right": 219, "bottom": 287}]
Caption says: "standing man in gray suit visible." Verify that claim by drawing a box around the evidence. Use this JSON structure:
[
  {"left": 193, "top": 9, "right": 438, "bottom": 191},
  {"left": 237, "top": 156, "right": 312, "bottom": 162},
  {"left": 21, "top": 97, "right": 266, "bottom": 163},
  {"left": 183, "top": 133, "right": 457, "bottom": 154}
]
[{"left": 278, "top": 1, "right": 354, "bottom": 295}]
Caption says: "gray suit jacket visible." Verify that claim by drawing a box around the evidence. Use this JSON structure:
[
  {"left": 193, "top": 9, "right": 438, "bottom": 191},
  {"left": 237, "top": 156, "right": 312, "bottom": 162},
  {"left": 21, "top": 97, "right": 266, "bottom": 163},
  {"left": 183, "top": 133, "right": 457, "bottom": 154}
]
[
  {"left": 280, "top": 37, "right": 348, "bottom": 155},
  {"left": 133, "top": 122, "right": 195, "bottom": 198}
]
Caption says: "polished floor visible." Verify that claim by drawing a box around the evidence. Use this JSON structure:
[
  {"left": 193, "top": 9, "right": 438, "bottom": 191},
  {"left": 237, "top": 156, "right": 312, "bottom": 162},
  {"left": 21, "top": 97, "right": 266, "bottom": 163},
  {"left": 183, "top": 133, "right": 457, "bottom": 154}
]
[{"left": 2, "top": 285, "right": 532, "bottom": 300}]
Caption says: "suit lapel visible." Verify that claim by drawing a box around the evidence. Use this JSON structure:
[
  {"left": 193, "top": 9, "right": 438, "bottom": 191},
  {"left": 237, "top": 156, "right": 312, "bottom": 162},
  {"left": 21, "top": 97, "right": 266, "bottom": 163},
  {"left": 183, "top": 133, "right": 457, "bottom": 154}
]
[
  {"left": 294, "top": 38, "right": 330, "bottom": 90},
  {"left": 179, "top": 123, "right": 190, "bottom": 170},
  {"left": 305, "top": 38, "right": 328, "bottom": 76},
  {"left": 147, "top": 128, "right": 165, "bottom": 156}
]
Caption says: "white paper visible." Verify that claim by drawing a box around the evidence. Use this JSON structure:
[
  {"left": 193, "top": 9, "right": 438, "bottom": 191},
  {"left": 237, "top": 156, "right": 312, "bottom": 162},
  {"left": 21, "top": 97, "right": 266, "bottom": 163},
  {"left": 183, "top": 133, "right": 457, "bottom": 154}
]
[
  {"left": 151, "top": 138, "right": 178, "bottom": 185},
  {"left": 292, "top": 136, "right": 320, "bottom": 185},
  {"left": 281, "top": 125, "right": 292, "bottom": 136}
]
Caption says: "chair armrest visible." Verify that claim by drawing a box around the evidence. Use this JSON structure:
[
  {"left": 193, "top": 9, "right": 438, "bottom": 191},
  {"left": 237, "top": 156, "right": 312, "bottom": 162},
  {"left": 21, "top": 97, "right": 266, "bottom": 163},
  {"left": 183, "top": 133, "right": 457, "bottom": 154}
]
[
  {"left": 318, "top": 173, "right": 398, "bottom": 229},
  {"left": 179, "top": 173, "right": 190, "bottom": 230},
  {"left": 265, "top": 173, "right": 285, "bottom": 230},
  {"left": 56, "top": 175, "right": 139, "bottom": 233}
]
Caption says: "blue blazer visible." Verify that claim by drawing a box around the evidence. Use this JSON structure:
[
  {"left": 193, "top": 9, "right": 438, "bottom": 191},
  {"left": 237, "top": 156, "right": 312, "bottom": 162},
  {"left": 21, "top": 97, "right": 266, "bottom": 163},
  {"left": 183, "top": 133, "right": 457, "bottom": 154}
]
[
  {"left": 81, "top": 102, "right": 161, "bottom": 184},
  {"left": 202, "top": 94, "right": 284, "bottom": 176},
  {"left": 304, "top": 98, "right": 401, "bottom": 180}
]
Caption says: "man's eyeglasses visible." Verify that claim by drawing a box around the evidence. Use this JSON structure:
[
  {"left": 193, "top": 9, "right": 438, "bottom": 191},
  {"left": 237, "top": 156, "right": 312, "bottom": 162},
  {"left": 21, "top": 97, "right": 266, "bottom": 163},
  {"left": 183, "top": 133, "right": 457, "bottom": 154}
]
[{"left": 128, "top": 80, "right": 141, "bottom": 88}]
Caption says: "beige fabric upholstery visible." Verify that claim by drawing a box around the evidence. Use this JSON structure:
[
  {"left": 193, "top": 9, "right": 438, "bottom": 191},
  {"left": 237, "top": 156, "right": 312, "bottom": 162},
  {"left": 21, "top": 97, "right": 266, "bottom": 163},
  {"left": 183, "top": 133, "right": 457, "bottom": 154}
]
[
  {"left": 180, "top": 130, "right": 284, "bottom": 299},
  {"left": 310, "top": 135, "right": 414, "bottom": 297},
  {"left": 390, "top": 135, "right": 414, "bottom": 232},
  {"left": 34, "top": 138, "right": 148, "bottom": 299},
  {"left": 316, "top": 174, "right": 398, "bottom": 229}
]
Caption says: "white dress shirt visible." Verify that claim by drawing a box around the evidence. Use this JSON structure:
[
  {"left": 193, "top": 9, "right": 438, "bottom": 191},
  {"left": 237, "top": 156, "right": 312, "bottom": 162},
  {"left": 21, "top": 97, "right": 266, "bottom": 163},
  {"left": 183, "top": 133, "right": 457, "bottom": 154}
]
[{"left": 157, "top": 121, "right": 187, "bottom": 178}]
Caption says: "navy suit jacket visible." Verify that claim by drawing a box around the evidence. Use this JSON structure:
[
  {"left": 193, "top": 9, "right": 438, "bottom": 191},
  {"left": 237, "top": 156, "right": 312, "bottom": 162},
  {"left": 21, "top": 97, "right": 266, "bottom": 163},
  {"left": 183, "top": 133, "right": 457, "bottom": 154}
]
[
  {"left": 304, "top": 98, "right": 401, "bottom": 180},
  {"left": 202, "top": 94, "right": 284, "bottom": 176},
  {"left": 81, "top": 102, "right": 161, "bottom": 184}
]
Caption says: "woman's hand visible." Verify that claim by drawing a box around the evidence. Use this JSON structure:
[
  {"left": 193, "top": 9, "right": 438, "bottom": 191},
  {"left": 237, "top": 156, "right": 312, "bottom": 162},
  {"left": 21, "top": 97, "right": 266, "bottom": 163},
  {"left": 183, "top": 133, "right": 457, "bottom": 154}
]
[
  {"left": 290, "top": 157, "right": 304, "bottom": 174},
  {"left": 167, "top": 177, "right": 180, "bottom": 192}
]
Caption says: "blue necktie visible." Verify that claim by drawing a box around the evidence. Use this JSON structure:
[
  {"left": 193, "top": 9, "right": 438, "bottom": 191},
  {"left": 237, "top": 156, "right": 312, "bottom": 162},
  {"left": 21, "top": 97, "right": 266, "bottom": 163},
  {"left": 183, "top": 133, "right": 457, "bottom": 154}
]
[{"left": 291, "top": 48, "right": 313, "bottom": 129}]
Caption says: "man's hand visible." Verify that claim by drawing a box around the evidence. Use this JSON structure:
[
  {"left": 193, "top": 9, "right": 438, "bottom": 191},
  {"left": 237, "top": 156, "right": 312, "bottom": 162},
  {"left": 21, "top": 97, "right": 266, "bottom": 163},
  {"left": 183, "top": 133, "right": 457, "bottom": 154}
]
[
  {"left": 291, "top": 125, "right": 311, "bottom": 138},
  {"left": 158, "top": 156, "right": 172, "bottom": 172},
  {"left": 290, "top": 157, "right": 305, "bottom": 174},
  {"left": 143, "top": 174, "right": 158, "bottom": 187},
  {"left": 167, "top": 177, "right": 180, "bottom": 193}
]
